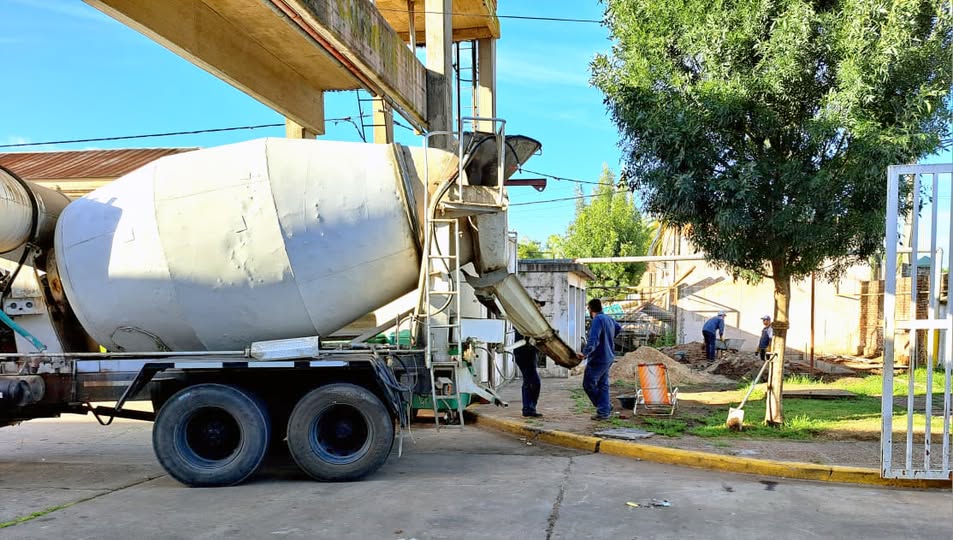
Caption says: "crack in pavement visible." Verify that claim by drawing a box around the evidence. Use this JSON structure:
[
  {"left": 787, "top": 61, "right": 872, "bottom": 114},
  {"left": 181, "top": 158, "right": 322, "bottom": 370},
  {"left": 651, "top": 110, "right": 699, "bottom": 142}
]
[
  {"left": 545, "top": 456, "right": 573, "bottom": 540},
  {"left": 0, "top": 474, "right": 164, "bottom": 529}
]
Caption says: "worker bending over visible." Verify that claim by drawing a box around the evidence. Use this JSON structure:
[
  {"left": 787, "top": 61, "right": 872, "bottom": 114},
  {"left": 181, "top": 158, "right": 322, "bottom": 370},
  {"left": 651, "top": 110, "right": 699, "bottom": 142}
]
[{"left": 702, "top": 311, "right": 726, "bottom": 361}]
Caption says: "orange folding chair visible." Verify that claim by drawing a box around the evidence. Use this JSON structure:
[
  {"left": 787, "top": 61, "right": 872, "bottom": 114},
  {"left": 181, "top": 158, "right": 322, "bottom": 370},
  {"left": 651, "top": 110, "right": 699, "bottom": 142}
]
[{"left": 634, "top": 362, "right": 679, "bottom": 415}]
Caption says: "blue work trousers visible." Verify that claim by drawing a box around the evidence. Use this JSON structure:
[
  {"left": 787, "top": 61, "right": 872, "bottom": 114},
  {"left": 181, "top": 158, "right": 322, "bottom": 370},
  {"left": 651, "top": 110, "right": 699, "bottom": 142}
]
[
  {"left": 514, "top": 355, "right": 541, "bottom": 415},
  {"left": 583, "top": 360, "right": 613, "bottom": 417},
  {"left": 702, "top": 330, "right": 717, "bottom": 361}
]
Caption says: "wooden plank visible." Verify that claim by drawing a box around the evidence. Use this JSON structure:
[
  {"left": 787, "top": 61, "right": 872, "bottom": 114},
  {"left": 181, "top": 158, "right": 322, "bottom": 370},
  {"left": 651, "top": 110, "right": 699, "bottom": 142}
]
[{"left": 782, "top": 387, "right": 858, "bottom": 400}]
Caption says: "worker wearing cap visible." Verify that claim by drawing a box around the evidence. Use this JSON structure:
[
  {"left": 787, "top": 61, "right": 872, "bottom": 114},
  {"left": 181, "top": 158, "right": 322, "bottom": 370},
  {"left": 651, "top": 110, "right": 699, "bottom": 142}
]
[
  {"left": 758, "top": 315, "right": 773, "bottom": 362},
  {"left": 578, "top": 298, "right": 622, "bottom": 421},
  {"left": 702, "top": 311, "right": 726, "bottom": 361}
]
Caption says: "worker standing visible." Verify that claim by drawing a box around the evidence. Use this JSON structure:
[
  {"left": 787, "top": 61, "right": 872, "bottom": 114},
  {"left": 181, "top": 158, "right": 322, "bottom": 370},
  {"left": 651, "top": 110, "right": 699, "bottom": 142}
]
[
  {"left": 702, "top": 311, "right": 726, "bottom": 361},
  {"left": 513, "top": 328, "right": 543, "bottom": 417},
  {"left": 578, "top": 298, "right": 622, "bottom": 421},
  {"left": 758, "top": 315, "right": 773, "bottom": 362}
]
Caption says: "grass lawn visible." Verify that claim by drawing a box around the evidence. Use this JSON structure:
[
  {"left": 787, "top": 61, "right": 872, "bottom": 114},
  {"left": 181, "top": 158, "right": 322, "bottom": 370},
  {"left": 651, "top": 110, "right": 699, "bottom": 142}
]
[{"left": 608, "top": 368, "right": 951, "bottom": 440}]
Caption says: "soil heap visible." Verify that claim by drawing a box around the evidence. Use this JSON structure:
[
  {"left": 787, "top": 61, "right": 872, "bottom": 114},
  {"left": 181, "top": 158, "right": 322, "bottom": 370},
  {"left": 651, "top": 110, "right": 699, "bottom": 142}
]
[{"left": 610, "top": 346, "right": 735, "bottom": 386}]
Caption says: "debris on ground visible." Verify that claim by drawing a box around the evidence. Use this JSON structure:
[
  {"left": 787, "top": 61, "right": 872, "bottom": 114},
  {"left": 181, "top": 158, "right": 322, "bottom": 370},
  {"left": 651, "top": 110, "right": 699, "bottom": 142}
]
[
  {"left": 594, "top": 427, "right": 655, "bottom": 440},
  {"left": 626, "top": 502, "right": 641, "bottom": 508},
  {"left": 651, "top": 499, "right": 672, "bottom": 507}
]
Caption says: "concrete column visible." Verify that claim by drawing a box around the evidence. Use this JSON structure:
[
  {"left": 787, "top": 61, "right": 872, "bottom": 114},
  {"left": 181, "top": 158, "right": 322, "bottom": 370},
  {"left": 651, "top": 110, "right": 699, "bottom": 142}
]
[
  {"left": 475, "top": 38, "right": 497, "bottom": 133},
  {"left": 372, "top": 96, "right": 394, "bottom": 144},
  {"left": 425, "top": 0, "right": 453, "bottom": 149},
  {"left": 285, "top": 118, "right": 318, "bottom": 139},
  {"left": 406, "top": 0, "right": 416, "bottom": 50}
]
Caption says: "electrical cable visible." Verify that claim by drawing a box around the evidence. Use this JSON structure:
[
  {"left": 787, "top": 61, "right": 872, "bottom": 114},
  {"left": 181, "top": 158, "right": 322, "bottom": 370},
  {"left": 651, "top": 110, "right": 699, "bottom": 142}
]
[
  {"left": 374, "top": 7, "right": 601, "bottom": 24},
  {"left": 0, "top": 118, "right": 365, "bottom": 149},
  {"left": 518, "top": 167, "right": 617, "bottom": 187},
  {"left": 510, "top": 189, "right": 629, "bottom": 207}
]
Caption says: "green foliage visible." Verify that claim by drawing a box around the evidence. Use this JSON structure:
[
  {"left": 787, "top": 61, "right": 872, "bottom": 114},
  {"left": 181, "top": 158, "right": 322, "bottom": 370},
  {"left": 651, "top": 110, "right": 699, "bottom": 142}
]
[
  {"left": 549, "top": 166, "right": 654, "bottom": 292},
  {"left": 592, "top": 0, "right": 953, "bottom": 283},
  {"left": 518, "top": 237, "right": 546, "bottom": 259}
]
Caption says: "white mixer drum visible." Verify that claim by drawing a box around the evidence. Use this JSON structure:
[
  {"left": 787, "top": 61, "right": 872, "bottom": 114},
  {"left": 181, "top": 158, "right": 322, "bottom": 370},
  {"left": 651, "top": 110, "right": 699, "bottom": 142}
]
[{"left": 54, "top": 138, "right": 425, "bottom": 352}]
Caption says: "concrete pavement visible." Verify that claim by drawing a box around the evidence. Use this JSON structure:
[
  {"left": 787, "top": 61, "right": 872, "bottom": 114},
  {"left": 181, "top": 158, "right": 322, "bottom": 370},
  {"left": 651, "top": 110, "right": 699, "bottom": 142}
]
[{"left": 0, "top": 415, "right": 949, "bottom": 539}]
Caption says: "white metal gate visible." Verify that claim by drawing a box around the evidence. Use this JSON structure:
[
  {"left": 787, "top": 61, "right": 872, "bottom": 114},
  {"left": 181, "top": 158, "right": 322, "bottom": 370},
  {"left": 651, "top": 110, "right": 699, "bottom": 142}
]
[{"left": 883, "top": 163, "right": 953, "bottom": 480}]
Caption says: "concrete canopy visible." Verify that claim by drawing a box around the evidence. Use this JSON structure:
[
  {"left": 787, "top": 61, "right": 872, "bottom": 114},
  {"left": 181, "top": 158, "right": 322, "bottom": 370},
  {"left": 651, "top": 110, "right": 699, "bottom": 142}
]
[
  {"left": 84, "top": 0, "right": 429, "bottom": 133},
  {"left": 376, "top": 0, "right": 501, "bottom": 45}
]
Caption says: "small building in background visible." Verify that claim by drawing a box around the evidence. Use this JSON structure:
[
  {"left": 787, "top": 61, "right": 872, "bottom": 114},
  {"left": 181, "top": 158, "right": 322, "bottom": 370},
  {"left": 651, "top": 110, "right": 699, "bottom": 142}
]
[
  {"left": 518, "top": 259, "right": 595, "bottom": 377},
  {"left": 0, "top": 148, "right": 195, "bottom": 198}
]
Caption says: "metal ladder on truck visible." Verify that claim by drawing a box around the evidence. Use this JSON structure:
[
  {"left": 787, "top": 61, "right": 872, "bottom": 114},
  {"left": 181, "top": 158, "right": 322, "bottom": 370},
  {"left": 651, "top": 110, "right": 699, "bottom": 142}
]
[{"left": 418, "top": 118, "right": 507, "bottom": 428}]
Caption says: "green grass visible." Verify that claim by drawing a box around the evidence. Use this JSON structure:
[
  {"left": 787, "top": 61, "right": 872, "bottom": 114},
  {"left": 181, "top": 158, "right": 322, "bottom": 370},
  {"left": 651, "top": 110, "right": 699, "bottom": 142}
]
[
  {"left": 831, "top": 368, "right": 948, "bottom": 397},
  {"left": 570, "top": 388, "right": 594, "bottom": 414},
  {"left": 1, "top": 504, "right": 71, "bottom": 529},
  {"left": 604, "top": 367, "right": 951, "bottom": 441}
]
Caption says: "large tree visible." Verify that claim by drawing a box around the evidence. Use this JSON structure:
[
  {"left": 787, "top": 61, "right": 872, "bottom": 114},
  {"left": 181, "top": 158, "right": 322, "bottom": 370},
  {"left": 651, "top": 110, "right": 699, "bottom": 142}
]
[
  {"left": 550, "top": 167, "right": 653, "bottom": 295},
  {"left": 593, "top": 0, "right": 952, "bottom": 424}
]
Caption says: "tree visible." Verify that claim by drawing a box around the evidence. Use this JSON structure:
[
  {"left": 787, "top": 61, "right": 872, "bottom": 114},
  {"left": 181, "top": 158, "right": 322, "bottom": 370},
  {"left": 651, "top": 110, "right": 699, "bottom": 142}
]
[
  {"left": 549, "top": 167, "right": 653, "bottom": 295},
  {"left": 518, "top": 237, "right": 546, "bottom": 259},
  {"left": 593, "top": 0, "right": 952, "bottom": 424}
]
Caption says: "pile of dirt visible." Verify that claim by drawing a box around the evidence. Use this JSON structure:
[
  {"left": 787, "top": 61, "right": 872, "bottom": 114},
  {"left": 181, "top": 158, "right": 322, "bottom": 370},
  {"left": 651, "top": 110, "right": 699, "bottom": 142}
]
[
  {"left": 658, "top": 341, "right": 764, "bottom": 380},
  {"left": 610, "top": 346, "right": 734, "bottom": 386}
]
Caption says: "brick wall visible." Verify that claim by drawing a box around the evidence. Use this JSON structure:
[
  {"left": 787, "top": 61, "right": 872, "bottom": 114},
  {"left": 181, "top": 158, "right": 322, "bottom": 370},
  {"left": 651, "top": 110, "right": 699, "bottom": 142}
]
[{"left": 859, "top": 273, "right": 933, "bottom": 359}]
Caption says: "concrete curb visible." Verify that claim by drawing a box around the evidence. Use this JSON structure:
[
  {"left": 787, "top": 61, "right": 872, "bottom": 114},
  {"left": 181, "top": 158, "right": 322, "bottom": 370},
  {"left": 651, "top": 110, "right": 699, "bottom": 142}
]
[{"left": 467, "top": 411, "right": 950, "bottom": 490}]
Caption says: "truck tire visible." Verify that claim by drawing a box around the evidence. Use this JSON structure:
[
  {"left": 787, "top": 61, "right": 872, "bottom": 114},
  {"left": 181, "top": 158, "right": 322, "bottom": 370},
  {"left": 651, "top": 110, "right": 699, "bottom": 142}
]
[
  {"left": 287, "top": 383, "right": 394, "bottom": 482},
  {"left": 152, "top": 384, "right": 270, "bottom": 487}
]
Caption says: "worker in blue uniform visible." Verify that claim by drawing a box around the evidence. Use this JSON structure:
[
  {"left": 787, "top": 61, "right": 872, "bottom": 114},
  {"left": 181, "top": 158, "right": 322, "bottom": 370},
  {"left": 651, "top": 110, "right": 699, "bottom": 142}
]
[
  {"left": 702, "top": 311, "right": 726, "bottom": 361},
  {"left": 758, "top": 314, "right": 773, "bottom": 362},
  {"left": 513, "top": 328, "right": 543, "bottom": 417},
  {"left": 579, "top": 298, "right": 622, "bottom": 421}
]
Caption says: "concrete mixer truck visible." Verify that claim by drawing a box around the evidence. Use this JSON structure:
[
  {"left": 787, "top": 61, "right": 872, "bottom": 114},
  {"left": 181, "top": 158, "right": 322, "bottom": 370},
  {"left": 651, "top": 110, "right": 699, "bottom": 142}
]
[{"left": 0, "top": 130, "right": 581, "bottom": 487}]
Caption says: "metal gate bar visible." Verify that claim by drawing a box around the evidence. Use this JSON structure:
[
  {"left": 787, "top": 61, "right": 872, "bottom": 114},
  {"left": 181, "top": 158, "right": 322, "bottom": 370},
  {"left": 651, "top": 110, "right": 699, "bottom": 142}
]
[{"left": 883, "top": 164, "right": 953, "bottom": 480}]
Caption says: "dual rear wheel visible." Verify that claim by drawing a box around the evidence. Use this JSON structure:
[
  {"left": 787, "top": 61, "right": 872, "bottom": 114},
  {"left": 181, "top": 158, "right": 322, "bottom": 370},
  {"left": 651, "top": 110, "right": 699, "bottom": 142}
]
[{"left": 152, "top": 383, "right": 394, "bottom": 487}]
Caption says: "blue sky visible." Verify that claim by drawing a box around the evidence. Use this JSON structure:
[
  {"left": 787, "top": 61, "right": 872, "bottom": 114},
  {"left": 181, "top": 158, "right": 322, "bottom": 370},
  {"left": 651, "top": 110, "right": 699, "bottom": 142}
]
[
  {"left": 0, "top": 0, "right": 619, "bottom": 243},
  {"left": 1, "top": 1, "right": 949, "bottom": 245}
]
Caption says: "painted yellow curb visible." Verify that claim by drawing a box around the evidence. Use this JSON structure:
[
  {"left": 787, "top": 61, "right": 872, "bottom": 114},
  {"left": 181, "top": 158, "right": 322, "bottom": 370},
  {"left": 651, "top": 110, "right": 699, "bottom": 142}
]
[
  {"left": 468, "top": 412, "right": 600, "bottom": 452},
  {"left": 469, "top": 411, "right": 950, "bottom": 490}
]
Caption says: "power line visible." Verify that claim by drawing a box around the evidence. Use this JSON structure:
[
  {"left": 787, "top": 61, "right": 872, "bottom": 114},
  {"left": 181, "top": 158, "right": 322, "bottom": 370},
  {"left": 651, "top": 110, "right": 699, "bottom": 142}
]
[
  {"left": 374, "top": 8, "right": 601, "bottom": 24},
  {"left": 519, "top": 167, "right": 616, "bottom": 187},
  {"left": 0, "top": 123, "right": 285, "bottom": 148},
  {"left": 0, "top": 118, "right": 369, "bottom": 149},
  {"left": 510, "top": 189, "right": 628, "bottom": 207}
]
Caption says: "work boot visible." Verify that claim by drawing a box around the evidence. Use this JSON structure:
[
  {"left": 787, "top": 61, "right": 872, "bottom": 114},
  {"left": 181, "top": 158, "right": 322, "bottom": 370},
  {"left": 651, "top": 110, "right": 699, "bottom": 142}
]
[
  {"left": 522, "top": 411, "right": 543, "bottom": 418},
  {"left": 590, "top": 413, "right": 611, "bottom": 421}
]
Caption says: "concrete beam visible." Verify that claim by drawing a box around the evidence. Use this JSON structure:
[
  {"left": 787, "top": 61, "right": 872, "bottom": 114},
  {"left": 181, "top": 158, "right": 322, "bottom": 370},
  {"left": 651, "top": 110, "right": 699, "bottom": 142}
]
[
  {"left": 85, "top": 0, "right": 427, "bottom": 133},
  {"left": 278, "top": 0, "right": 427, "bottom": 130},
  {"left": 425, "top": 0, "right": 453, "bottom": 149},
  {"left": 285, "top": 118, "right": 319, "bottom": 139},
  {"left": 86, "top": 0, "right": 332, "bottom": 135},
  {"left": 371, "top": 97, "right": 394, "bottom": 144},
  {"left": 475, "top": 38, "right": 496, "bottom": 132}
]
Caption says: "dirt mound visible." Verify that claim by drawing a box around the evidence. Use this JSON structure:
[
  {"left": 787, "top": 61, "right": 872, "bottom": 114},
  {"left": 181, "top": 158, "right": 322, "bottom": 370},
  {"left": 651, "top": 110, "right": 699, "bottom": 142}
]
[{"left": 610, "top": 347, "right": 734, "bottom": 386}]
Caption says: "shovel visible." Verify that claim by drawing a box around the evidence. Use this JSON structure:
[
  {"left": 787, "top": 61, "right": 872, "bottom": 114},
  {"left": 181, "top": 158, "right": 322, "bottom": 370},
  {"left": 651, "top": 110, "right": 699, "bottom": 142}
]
[{"left": 726, "top": 353, "right": 773, "bottom": 430}]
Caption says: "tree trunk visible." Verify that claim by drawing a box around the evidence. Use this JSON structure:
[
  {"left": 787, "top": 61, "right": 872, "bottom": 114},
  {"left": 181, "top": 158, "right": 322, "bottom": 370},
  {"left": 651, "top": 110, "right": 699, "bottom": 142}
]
[{"left": 765, "top": 261, "right": 791, "bottom": 426}]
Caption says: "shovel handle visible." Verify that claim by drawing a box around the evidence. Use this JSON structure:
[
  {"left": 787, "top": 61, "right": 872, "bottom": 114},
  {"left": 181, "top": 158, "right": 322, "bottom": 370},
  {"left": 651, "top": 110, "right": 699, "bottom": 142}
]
[{"left": 736, "top": 353, "right": 775, "bottom": 410}]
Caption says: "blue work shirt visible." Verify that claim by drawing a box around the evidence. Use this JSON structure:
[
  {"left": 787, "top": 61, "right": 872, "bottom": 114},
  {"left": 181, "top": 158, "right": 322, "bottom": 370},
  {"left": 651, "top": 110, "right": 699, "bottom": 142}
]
[
  {"left": 583, "top": 312, "right": 622, "bottom": 365},
  {"left": 758, "top": 326, "right": 773, "bottom": 349},
  {"left": 702, "top": 316, "right": 725, "bottom": 337}
]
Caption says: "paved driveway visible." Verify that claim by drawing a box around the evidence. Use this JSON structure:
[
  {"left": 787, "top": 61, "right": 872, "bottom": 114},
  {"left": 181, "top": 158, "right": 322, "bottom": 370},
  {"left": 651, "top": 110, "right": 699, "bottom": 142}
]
[{"left": 0, "top": 416, "right": 948, "bottom": 539}]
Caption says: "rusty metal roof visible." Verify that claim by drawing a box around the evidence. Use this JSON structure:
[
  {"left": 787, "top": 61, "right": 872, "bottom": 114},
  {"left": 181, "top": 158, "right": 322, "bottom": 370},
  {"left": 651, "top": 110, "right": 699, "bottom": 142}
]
[{"left": 0, "top": 148, "right": 196, "bottom": 180}]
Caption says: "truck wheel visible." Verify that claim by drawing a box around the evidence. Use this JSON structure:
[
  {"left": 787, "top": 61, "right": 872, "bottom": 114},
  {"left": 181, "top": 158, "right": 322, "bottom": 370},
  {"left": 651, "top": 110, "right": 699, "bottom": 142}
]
[
  {"left": 287, "top": 383, "right": 394, "bottom": 482},
  {"left": 152, "top": 384, "right": 270, "bottom": 487}
]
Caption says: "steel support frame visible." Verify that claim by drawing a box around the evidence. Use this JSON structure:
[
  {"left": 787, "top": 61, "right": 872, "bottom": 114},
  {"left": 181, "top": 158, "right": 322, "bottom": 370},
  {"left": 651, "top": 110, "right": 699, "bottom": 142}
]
[{"left": 883, "top": 163, "right": 953, "bottom": 480}]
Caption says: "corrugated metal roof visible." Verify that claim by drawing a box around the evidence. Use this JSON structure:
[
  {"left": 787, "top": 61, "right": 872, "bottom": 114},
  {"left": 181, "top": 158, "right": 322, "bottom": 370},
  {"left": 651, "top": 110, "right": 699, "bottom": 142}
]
[{"left": 0, "top": 148, "right": 196, "bottom": 180}]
